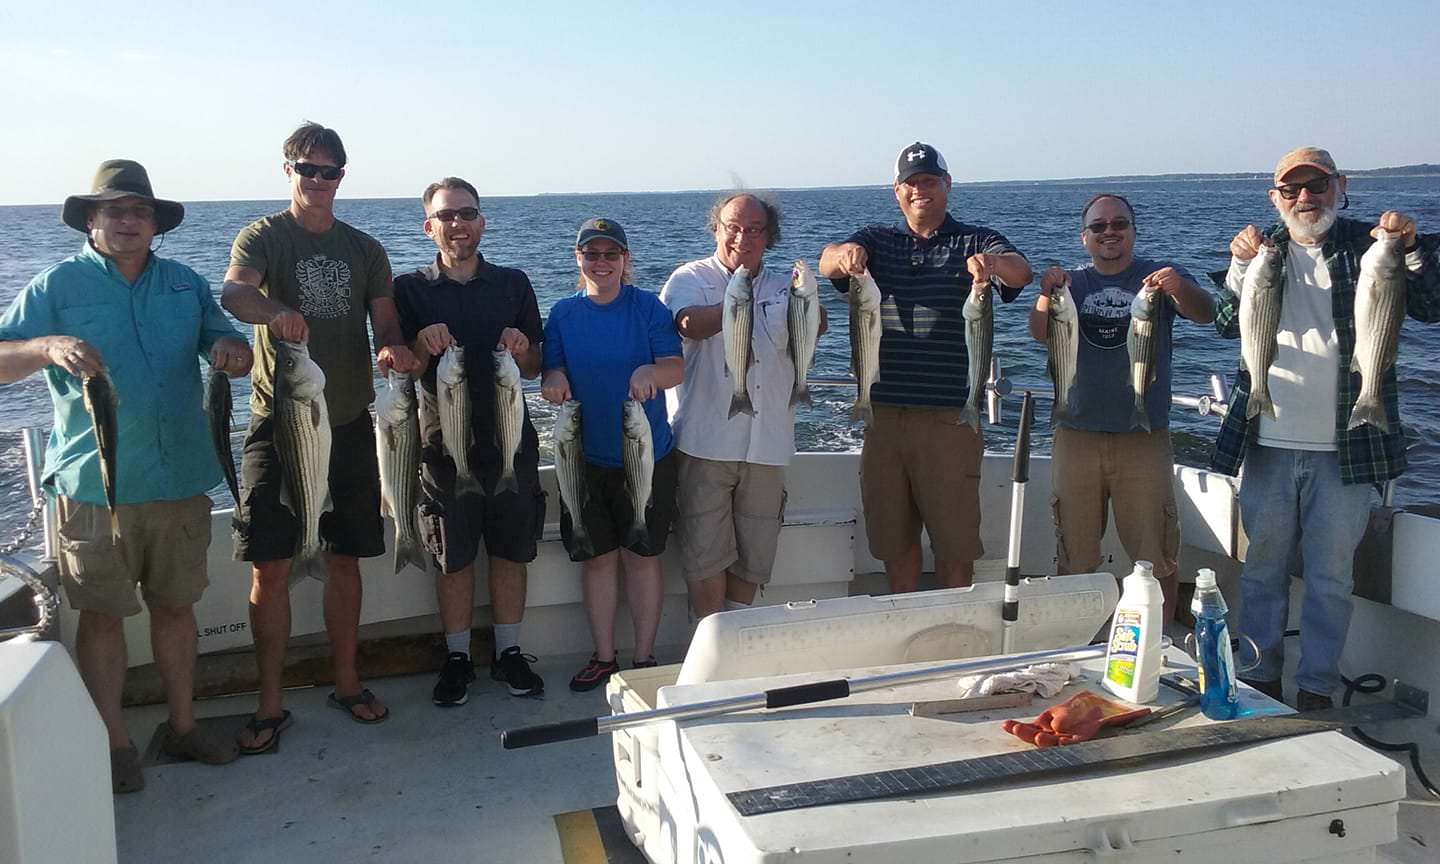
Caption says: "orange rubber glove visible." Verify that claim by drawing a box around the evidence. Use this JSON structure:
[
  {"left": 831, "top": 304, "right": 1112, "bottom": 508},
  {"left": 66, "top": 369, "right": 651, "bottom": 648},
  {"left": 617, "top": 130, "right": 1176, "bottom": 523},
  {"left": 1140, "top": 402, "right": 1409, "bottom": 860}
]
[{"left": 1002, "top": 690, "right": 1152, "bottom": 747}]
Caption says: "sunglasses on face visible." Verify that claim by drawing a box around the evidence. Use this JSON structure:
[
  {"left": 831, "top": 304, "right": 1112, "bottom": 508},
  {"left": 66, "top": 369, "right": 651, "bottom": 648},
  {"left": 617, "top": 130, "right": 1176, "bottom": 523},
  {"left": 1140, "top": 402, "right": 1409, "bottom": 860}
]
[
  {"left": 98, "top": 204, "right": 155, "bottom": 222},
  {"left": 288, "top": 161, "right": 343, "bottom": 181},
  {"left": 581, "top": 250, "right": 624, "bottom": 262},
  {"left": 429, "top": 207, "right": 480, "bottom": 223},
  {"left": 1274, "top": 175, "right": 1335, "bottom": 200},
  {"left": 1085, "top": 218, "right": 1133, "bottom": 234}
]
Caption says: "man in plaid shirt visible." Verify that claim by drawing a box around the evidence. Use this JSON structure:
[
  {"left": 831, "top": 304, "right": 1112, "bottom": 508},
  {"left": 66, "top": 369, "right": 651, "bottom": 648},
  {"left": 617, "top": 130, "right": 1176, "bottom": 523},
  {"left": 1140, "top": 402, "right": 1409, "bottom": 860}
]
[{"left": 1211, "top": 147, "right": 1440, "bottom": 711}]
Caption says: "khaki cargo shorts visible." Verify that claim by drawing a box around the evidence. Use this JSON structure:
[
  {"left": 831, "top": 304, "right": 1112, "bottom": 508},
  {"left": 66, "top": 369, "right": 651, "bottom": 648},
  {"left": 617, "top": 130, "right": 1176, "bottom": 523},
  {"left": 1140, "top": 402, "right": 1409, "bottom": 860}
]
[
  {"left": 674, "top": 453, "right": 786, "bottom": 584},
  {"left": 860, "top": 404, "right": 984, "bottom": 562},
  {"left": 57, "top": 495, "right": 212, "bottom": 617},
  {"left": 1049, "top": 426, "right": 1179, "bottom": 579}
]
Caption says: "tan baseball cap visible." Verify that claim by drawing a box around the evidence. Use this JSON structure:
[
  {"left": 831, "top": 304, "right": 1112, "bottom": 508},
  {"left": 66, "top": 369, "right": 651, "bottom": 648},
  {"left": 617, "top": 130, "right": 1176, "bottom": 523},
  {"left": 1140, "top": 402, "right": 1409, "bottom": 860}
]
[{"left": 1274, "top": 147, "right": 1338, "bottom": 182}]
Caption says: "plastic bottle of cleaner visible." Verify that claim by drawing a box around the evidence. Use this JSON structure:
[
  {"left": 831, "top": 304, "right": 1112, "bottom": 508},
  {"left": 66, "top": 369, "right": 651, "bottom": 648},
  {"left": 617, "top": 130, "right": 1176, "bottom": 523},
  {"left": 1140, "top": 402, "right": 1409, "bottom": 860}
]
[
  {"left": 1192, "top": 568, "right": 1239, "bottom": 720},
  {"left": 1102, "top": 560, "right": 1164, "bottom": 703}
]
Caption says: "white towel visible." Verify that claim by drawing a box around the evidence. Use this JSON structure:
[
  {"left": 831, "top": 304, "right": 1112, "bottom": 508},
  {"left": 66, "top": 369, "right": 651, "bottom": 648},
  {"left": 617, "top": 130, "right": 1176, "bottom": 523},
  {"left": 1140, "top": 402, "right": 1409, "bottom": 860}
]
[{"left": 956, "top": 662, "right": 1077, "bottom": 698}]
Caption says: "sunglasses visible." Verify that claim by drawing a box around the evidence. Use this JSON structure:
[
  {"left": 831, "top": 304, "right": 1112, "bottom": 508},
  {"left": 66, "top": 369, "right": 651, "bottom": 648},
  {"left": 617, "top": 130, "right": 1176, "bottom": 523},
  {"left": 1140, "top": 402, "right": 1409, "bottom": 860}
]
[
  {"left": 288, "top": 161, "right": 343, "bottom": 181},
  {"left": 429, "top": 207, "right": 480, "bottom": 223},
  {"left": 1085, "top": 218, "right": 1133, "bottom": 234},
  {"left": 97, "top": 204, "right": 155, "bottom": 222},
  {"left": 1274, "top": 175, "right": 1335, "bottom": 200},
  {"left": 581, "top": 250, "right": 625, "bottom": 262},
  {"left": 721, "top": 222, "right": 767, "bottom": 238}
]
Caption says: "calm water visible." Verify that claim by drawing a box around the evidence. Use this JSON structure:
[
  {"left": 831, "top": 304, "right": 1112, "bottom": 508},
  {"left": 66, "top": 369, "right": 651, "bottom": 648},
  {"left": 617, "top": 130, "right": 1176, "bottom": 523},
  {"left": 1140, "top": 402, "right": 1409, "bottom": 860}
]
[{"left": 3, "top": 177, "right": 1439, "bottom": 546}]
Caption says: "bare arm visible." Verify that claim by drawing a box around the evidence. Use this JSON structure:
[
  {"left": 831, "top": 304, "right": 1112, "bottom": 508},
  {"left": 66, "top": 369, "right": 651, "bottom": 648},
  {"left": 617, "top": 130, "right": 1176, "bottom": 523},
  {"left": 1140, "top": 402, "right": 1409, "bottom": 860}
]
[
  {"left": 675, "top": 304, "right": 722, "bottom": 340},
  {"left": 1029, "top": 294, "right": 1050, "bottom": 343},
  {"left": 628, "top": 355, "right": 684, "bottom": 401},
  {"left": 990, "top": 252, "right": 1033, "bottom": 289},
  {"left": 0, "top": 336, "right": 102, "bottom": 383},
  {"left": 819, "top": 242, "right": 867, "bottom": 279},
  {"left": 368, "top": 297, "right": 420, "bottom": 375},
  {"left": 1146, "top": 267, "right": 1215, "bottom": 324},
  {"left": 221, "top": 265, "right": 308, "bottom": 342}
]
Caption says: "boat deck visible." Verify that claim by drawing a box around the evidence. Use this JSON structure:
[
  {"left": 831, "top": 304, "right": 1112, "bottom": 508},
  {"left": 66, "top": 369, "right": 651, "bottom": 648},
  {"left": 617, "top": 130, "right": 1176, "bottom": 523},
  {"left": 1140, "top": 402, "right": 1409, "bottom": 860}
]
[{"left": 112, "top": 650, "right": 1440, "bottom": 864}]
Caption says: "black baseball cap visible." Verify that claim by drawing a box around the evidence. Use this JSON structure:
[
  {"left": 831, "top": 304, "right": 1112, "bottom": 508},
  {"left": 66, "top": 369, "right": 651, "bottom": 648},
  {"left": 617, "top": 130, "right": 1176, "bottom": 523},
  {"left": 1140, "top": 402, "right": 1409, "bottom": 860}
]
[
  {"left": 894, "top": 142, "right": 949, "bottom": 183},
  {"left": 576, "top": 217, "right": 628, "bottom": 250}
]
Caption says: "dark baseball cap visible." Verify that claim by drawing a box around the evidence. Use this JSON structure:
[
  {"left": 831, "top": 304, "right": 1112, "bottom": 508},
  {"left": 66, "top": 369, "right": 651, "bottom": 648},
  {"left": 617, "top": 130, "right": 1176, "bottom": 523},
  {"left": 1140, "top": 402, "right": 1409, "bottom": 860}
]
[
  {"left": 895, "top": 142, "right": 949, "bottom": 183},
  {"left": 576, "top": 217, "right": 628, "bottom": 250}
]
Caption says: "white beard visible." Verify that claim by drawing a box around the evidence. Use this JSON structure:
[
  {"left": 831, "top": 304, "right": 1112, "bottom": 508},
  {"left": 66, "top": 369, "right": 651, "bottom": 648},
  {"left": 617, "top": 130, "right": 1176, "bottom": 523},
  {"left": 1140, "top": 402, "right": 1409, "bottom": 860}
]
[{"left": 1282, "top": 201, "right": 1338, "bottom": 244}]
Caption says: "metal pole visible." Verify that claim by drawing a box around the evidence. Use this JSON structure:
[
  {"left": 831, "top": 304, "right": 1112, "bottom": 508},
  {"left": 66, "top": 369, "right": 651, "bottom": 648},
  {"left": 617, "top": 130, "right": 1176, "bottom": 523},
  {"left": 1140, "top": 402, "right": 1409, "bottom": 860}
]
[
  {"left": 21, "top": 428, "right": 55, "bottom": 562},
  {"left": 1001, "top": 392, "right": 1036, "bottom": 654}
]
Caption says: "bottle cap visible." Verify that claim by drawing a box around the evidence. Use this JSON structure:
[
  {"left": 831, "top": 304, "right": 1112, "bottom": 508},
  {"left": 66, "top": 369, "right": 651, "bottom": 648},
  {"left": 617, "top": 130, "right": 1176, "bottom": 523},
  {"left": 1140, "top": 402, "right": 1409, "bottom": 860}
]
[
  {"left": 1131, "top": 560, "right": 1155, "bottom": 578},
  {"left": 1195, "top": 568, "right": 1217, "bottom": 589}
]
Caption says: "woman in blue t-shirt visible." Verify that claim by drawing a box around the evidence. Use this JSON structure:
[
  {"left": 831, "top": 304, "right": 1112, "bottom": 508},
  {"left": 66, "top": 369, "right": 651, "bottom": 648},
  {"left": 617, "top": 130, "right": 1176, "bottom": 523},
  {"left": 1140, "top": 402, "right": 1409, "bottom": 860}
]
[{"left": 541, "top": 217, "right": 683, "bottom": 691}]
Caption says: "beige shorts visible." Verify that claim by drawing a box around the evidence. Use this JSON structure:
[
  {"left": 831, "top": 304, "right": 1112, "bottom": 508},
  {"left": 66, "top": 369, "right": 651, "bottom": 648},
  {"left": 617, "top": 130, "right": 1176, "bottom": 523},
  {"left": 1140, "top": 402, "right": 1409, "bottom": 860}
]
[
  {"left": 860, "top": 404, "right": 984, "bottom": 562},
  {"left": 57, "top": 495, "right": 212, "bottom": 617},
  {"left": 673, "top": 453, "right": 786, "bottom": 584},
  {"left": 1050, "top": 427, "right": 1180, "bottom": 579}
]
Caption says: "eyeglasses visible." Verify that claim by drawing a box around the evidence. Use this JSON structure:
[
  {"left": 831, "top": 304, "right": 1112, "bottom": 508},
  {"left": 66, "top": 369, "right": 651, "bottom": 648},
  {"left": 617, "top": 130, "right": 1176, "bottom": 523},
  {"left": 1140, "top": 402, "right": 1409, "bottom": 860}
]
[
  {"left": 1084, "top": 218, "right": 1133, "bottom": 234},
  {"left": 98, "top": 204, "right": 155, "bottom": 222},
  {"left": 1274, "top": 175, "right": 1335, "bottom": 200},
  {"left": 288, "top": 161, "right": 343, "bottom": 181},
  {"left": 429, "top": 207, "right": 480, "bottom": 223},
  {"left": 581, "top": 250, "right": 625, "bottom": 262},
  {"left": 721, "top": 222, "right": 767, "bottom": 238}
]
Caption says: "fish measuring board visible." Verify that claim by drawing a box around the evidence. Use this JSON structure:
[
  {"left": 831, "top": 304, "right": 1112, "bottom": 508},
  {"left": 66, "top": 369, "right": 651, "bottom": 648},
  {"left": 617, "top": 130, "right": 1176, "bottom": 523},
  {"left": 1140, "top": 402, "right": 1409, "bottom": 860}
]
[{"left": 727, "top": 703, "right": 1412, "bottom": 817}]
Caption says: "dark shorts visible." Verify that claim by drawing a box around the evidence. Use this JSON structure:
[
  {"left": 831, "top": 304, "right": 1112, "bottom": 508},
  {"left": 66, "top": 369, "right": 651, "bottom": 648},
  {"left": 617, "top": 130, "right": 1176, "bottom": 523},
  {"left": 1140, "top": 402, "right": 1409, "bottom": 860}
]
[
  {"left": 233, "top": 412, "right": 385, "bottom": 563},
  {"left": 417, "top": 438, "right": 546, "bottom": 572},
  {"left": 559, "top": 449, "right": 678, "bottom": 561}
]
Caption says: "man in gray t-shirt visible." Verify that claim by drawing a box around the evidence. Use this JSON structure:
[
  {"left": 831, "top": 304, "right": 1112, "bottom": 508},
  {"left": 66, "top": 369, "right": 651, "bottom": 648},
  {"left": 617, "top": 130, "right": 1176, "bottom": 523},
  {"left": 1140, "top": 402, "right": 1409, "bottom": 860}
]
[{"left": 1028, "top": 194, "right": 1214, "bottom": 623}]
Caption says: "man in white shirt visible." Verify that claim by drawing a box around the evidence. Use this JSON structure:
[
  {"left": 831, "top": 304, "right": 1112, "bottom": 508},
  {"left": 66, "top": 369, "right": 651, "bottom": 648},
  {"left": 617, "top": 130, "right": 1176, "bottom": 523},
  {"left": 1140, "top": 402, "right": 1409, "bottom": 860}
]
[
  {"left": 1214, "top": 147, "right": 1440, "bottom": 711},
  {"left": 660, "top": 193, "right": 826, "bottom": 618}
]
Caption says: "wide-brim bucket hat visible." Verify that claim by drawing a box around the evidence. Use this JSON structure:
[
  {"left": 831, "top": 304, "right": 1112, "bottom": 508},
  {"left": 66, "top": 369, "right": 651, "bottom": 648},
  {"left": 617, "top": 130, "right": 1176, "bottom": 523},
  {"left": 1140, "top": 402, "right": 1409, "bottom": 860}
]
[{"left": 62, "top": 159, "right": 184, "bottom": 234}]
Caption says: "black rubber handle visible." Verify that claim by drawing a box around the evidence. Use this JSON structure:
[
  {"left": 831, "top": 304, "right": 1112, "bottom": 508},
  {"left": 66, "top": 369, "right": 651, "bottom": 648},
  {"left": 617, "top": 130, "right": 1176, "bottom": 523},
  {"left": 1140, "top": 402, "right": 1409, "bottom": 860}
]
[
  {"left": 765, "top": 679, "right": 851, "bottom": 709},
  {"left": 500, "top": 717, "right": 599, "bottom": 749},
  {"left": 1012, "top": 391, "right": 1035, "bottom": 483}
]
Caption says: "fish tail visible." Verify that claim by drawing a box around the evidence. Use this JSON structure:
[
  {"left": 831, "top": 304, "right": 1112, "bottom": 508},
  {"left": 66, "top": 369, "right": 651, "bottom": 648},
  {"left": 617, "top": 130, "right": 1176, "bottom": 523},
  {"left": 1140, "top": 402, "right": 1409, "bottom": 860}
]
[
  {"left": 1346, "top": 397, "right": 1390, "bottom": 433},
  {"left": 729, "top": 391, "right": 755, "bottom": 419},
  {"left": 1131, "top": 402, "right": 1152, "bottom": 433},
  {"left": 494, "top": 470, "right": 519, "bottom": 497},
  {"left": 109, "top": 509, "right": 121, "bottom": 544},
  {"left": 625, "top": 519, "right": 650, "bottom": 552},
  {"left": 1245, "top": 387, "right": 1274, "bottom": 421},
  {"left": 394, "top": 536, "right": 429, "bottom": 575},
  {"left": 455, "top": 472, "right": 485, "bottom": 498},
  {"left": 851, "top": 400, "right": 873, "bottom": 426},
  {"left": 790, "top": 383, "right": 813, "bottom": 409},
  {"left": 959, "top": 401, "right": 980, "bottom": 432}
]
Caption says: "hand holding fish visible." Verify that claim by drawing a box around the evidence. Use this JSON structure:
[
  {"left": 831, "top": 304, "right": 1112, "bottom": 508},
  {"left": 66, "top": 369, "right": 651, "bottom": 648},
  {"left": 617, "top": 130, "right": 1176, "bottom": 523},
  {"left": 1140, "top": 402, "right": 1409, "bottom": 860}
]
[
  {"left": 1142, "top": 267, "right": 1181, "bottom": 299},
  {"left": 629, "top": 365, "right": 661, "bottom": 401},
  {"left": 209, "top": 336, "right": 253, "bottom": 377},
  {"left": 497, "top": 327, "right": 530, "bottom": 356},
  {"left": 46, "top": 335, "right": 104, "bottom": 378},
  {"left": 1230, "top": 225, "right": 1268, "bottom": 262},
  {"left": 834, "top": 243, "right": 869, "bottom": 276},
  {"left": 268, "top": 309, "right": 309, "bottom": 343},
  {"left": 967, "top": 253, "right": 995, "bottom": 298},
  {"left": 541, "top": 369, "right": 572, "bottom": 404},
  {"left": 377, "top": 343, "right": 420, "bottom": 376},
  {"left": 1374, "top": 211, "right": 1417, "bottom": 249},
  {"left": 416, "top": 323, "right": 455, "bottom": 357},
  {"left": 1039, "top": 265, "right": 1070, "bottom": 297}
]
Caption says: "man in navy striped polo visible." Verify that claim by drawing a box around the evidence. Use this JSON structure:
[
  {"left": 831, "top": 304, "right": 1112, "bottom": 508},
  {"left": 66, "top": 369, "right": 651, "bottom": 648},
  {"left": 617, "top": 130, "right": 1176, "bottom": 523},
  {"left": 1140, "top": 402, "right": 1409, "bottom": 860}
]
[{"left": 820, "top": 143, "right": 1032, "bottom": 592}]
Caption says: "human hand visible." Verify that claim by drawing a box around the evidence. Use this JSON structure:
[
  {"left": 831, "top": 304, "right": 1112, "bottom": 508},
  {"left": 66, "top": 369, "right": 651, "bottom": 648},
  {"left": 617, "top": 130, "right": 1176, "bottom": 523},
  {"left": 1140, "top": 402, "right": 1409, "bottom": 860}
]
[
  {"left": 497, "top": 327, "right": 530, "bottom": 356},
  {"left": 210, "top": 336, "right": 253, "bottom": 377},
  {"left": 1230, "top": 225, "right": 1267, "bottom": 262},
  {"left": 967, "top": 253, "right": 996, "bottom": 298},
  {"left": 416, "top": 324, "right": 455, "bottom": 357},
  {"left": 1375, "top": 210, "right": 1417, "bottom": 249},
  {"left": 267, "top": 309, "right": 308, "bottom": 343},
  {"left": 1039, "top": 265, "right": 1070, "bottom": 297},
  {"left": 541, "top": 370, "right": 571, "bottom": 404},
  {"left": 835, "top": 243, "right": 869, "bottom": 277},
  {"left": 1143, "top": 266, "right": 1182, "bottom": 298},
  {"left": 377, "top": 344, "right": 420, "bottom": 376},
  {"left": 629, "top": 365, "right": 660, "bottom": 401},
  {"left": 46, "top": 335, "right": 104, "bottom": 378}
]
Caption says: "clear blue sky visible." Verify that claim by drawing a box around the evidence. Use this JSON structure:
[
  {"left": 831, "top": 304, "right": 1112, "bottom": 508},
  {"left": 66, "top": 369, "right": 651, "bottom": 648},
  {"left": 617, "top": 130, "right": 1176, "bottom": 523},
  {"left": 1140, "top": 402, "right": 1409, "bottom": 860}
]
[{"left": 1, "top": 0, "right": 1435, "bottom": 204}]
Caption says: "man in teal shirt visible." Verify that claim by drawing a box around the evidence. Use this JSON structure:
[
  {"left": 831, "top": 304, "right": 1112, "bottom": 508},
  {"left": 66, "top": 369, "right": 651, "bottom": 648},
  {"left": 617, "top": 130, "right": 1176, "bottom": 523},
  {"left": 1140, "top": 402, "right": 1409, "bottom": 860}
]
[{"left": 0, "top": 160, "right": 251, "bottom": 792}]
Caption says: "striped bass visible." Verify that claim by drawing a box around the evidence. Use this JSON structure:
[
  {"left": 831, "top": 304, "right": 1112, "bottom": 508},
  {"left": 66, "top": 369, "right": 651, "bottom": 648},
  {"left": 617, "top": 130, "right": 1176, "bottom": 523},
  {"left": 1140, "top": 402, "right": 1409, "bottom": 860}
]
[
  {"left": 82, "top": 369, "right": 120, "bottom": 542},
  {"left": 552, "top": 399, "right": 593, "bottom": 559},
  {"left": 375, "top": 371, "right": 425, "bottom": 574},
  {"left": 1239, "top": 243, "right": 1283, "bottom": 420},
  {"left": 787, "top": 260, "right": 821, "bottom": 408},
  {"left": 206, "top": 367, "right": 240, "bottom": 507},
  {"left": 273, "top": 340, "right": 331, "bottom": 580},
  {"left": 1047, "top": 282, "right": 1079, "bottom": 424},
  {"left": 961, "top": 282, "right": 993, "bottom": 432},
  {"left": 492, "top": 348, "right": 525, "bottom": 495},
  {"left": 722, "top": 264, "right": 755, "bottom": 419},
  {"left": 622, "top": 399, "right": 654, "bottom": 551},
  {"left": 848, "top": 269, "right": 882, "bottom": 425},
  {"left": 1348, "top": 229, "right": 1407, "bottom": 432},
  {"left": 437, "top": 345, "right": 482, "bottom": 496},
  {"left": 1127, "top": 286, "right": 1160, "bottom": 432}
]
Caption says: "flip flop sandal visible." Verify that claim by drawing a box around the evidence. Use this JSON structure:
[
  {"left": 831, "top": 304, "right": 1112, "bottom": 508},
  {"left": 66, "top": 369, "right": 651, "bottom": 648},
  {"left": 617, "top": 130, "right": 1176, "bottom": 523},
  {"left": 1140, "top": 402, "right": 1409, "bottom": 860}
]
[
  {"left": 327, "top": 688, "right": 390, "bottom": 724},
  {"left": 236, "top": 710, "right": 293, "bottom": 755},
  {"left": 111, "top": 744, "right": 144, "bottom": 794}
]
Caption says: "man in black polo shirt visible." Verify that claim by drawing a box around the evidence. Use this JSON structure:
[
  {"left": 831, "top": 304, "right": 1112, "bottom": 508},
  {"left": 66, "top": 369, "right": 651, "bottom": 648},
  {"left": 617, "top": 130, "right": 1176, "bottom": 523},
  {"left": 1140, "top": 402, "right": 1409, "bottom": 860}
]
[
  {"left": 394, "top": 177, "right": 545, "bottom": 704},
  {"left": 820, "top": 143, "right": 1032, "bottom": 594}
]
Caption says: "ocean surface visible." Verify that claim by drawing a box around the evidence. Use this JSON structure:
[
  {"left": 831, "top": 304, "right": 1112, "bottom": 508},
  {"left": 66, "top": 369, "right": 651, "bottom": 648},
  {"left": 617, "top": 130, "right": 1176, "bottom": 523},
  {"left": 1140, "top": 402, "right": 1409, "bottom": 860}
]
[{"left": 3, "top": 177, "right": 1439, "bottom": 549}]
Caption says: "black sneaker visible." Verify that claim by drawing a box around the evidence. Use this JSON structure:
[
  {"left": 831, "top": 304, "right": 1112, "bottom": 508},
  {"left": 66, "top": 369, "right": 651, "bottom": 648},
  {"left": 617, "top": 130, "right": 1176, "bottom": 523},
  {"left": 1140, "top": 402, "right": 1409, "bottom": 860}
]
[
  {"left": 1296, "top": 689, "right": 1334, "bottom": 712},
  {"left": 569, "top": 654, "right": 620, "bottom": 692},
  {"left": 492, "top": 646, "right": 545, "bottom": 697},
  {"left": 433, "top": 652, "right": 477, "bottom": 706},
  {"left": 632, "top": 656, "right": 659, "bottom": 669}
]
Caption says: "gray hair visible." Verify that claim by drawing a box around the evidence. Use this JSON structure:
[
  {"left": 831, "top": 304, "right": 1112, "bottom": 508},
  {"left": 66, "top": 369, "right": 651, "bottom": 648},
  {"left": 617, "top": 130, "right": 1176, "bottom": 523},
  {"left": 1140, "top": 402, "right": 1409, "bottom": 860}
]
[{"left": 705, "top": 191, "right": 782, "bottom": 249}]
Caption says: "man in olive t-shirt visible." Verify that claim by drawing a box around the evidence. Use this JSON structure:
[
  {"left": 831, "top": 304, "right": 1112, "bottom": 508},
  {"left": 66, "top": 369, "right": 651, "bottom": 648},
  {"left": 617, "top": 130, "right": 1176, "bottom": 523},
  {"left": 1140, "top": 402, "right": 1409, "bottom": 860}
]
[{"left": 220, "top": 122, "right": 419, "bottom": 753}]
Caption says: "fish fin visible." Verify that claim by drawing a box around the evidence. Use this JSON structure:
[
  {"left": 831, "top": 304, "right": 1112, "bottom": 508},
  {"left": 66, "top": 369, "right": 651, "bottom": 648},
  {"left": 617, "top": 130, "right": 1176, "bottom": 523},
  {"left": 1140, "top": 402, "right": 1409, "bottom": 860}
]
[
  {"left": 109, "top": 510, "right": 121, "bottom": 544},
  {"left": 790, "top": 383, "right": 813, "bottom": 408},
  {"left": 455, "top": 472, "right": 485, "bottom": 498},
  {"left": 1246, "top": 389, "right": 1274, "bottom": 420},
  {"left": 394, "top": 537, "right": 429, "bottom": 575},
  {"left": 493, "top": 471, "right": 519, "bottom": 496},
  {"left": 1131, "top": 404, "right": 1152, "bottom": 433},
  {"left": 309, "top": 400, "right": 322, "bottom": 427},
  {"left": 322, "top": 491, "right": 334, "bottom": 514},
  {"left": 959, "top": 402, "right": 980, "bottom": 432},
  {"left": 850, "top": 401, "right": 872, "bottom": 426},
  {"left": 1346, "top": 398, "right": 1390, "bottom": 433},
  {"left": 1351, "top": 354, "right": 1362, "bottom": 373},
  {"left": 728, "top": 391, "right": 755, "bottom": 419},
  {"left": 293, "top": 552, "right": 325, "bottom": 584},
  {"left": 625, "top": 520, "right": 650, "bottom": 552}
]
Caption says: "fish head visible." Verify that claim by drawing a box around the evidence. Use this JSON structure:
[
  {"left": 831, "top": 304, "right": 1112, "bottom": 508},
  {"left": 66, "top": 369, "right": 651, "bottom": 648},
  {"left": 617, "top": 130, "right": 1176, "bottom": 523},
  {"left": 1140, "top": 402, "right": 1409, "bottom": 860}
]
[
  {"left": 277, "top": 341, "right": 326, "bottom": 400},
  {"left": 790, "top": 260, "right": 818, "bottom": 298},
  {"left": 437, "top": 345, "right": 466, "bottom": 386},
  {"left": 1361, "top": 229, "right": 1405, "bottom": 276},
  {"left": 1050, "top": 284, "right": 1078, "bottom": 323},
  {"left": 725, "top": 264, "right": 753, "bottom": 304},
  {"left": 851, "top": 270, "right": 882, "bottom": 312},
  {"left": 492, "top": 347, "right": 521, "bottom": 386},
  {"left": 555, "top": 399, "right": 582, "bottom": 441},
  {"left": 375, "top": 372, "right": 414, "bottom": 423},
  {"left": 1130, "top": 288, "right": 1157, "bottom": 321},
  {"left": 622, "top": 399, "right": 650, "bottom": 440}
]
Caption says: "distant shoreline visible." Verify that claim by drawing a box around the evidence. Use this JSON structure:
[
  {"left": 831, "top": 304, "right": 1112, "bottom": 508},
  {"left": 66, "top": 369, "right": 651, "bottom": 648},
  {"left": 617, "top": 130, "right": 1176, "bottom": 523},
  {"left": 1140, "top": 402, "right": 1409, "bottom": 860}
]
[{"left": 2, "top": 165, "right": 1436, "bottom": 207}]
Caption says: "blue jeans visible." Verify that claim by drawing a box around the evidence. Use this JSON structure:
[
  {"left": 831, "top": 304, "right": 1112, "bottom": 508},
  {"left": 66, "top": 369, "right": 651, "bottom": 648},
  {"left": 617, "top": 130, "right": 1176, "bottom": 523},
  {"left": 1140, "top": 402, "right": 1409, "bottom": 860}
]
[{"left": 1238, "top": 446, "right": 1378, "bottom": 696}]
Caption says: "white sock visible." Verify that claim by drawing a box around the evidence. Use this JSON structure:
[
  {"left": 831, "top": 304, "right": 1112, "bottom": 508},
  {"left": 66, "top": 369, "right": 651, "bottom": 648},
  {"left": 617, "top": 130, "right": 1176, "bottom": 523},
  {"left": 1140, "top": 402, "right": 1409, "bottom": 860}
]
[
  {"left": 445, "top": 630, "right": 471, "bottom": 658},
  {"left": 494, "top": 622, "right": 521, "bottom": 655},
  {"left": 723, "top": 598, "right": 751, "bottom": 612}
]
